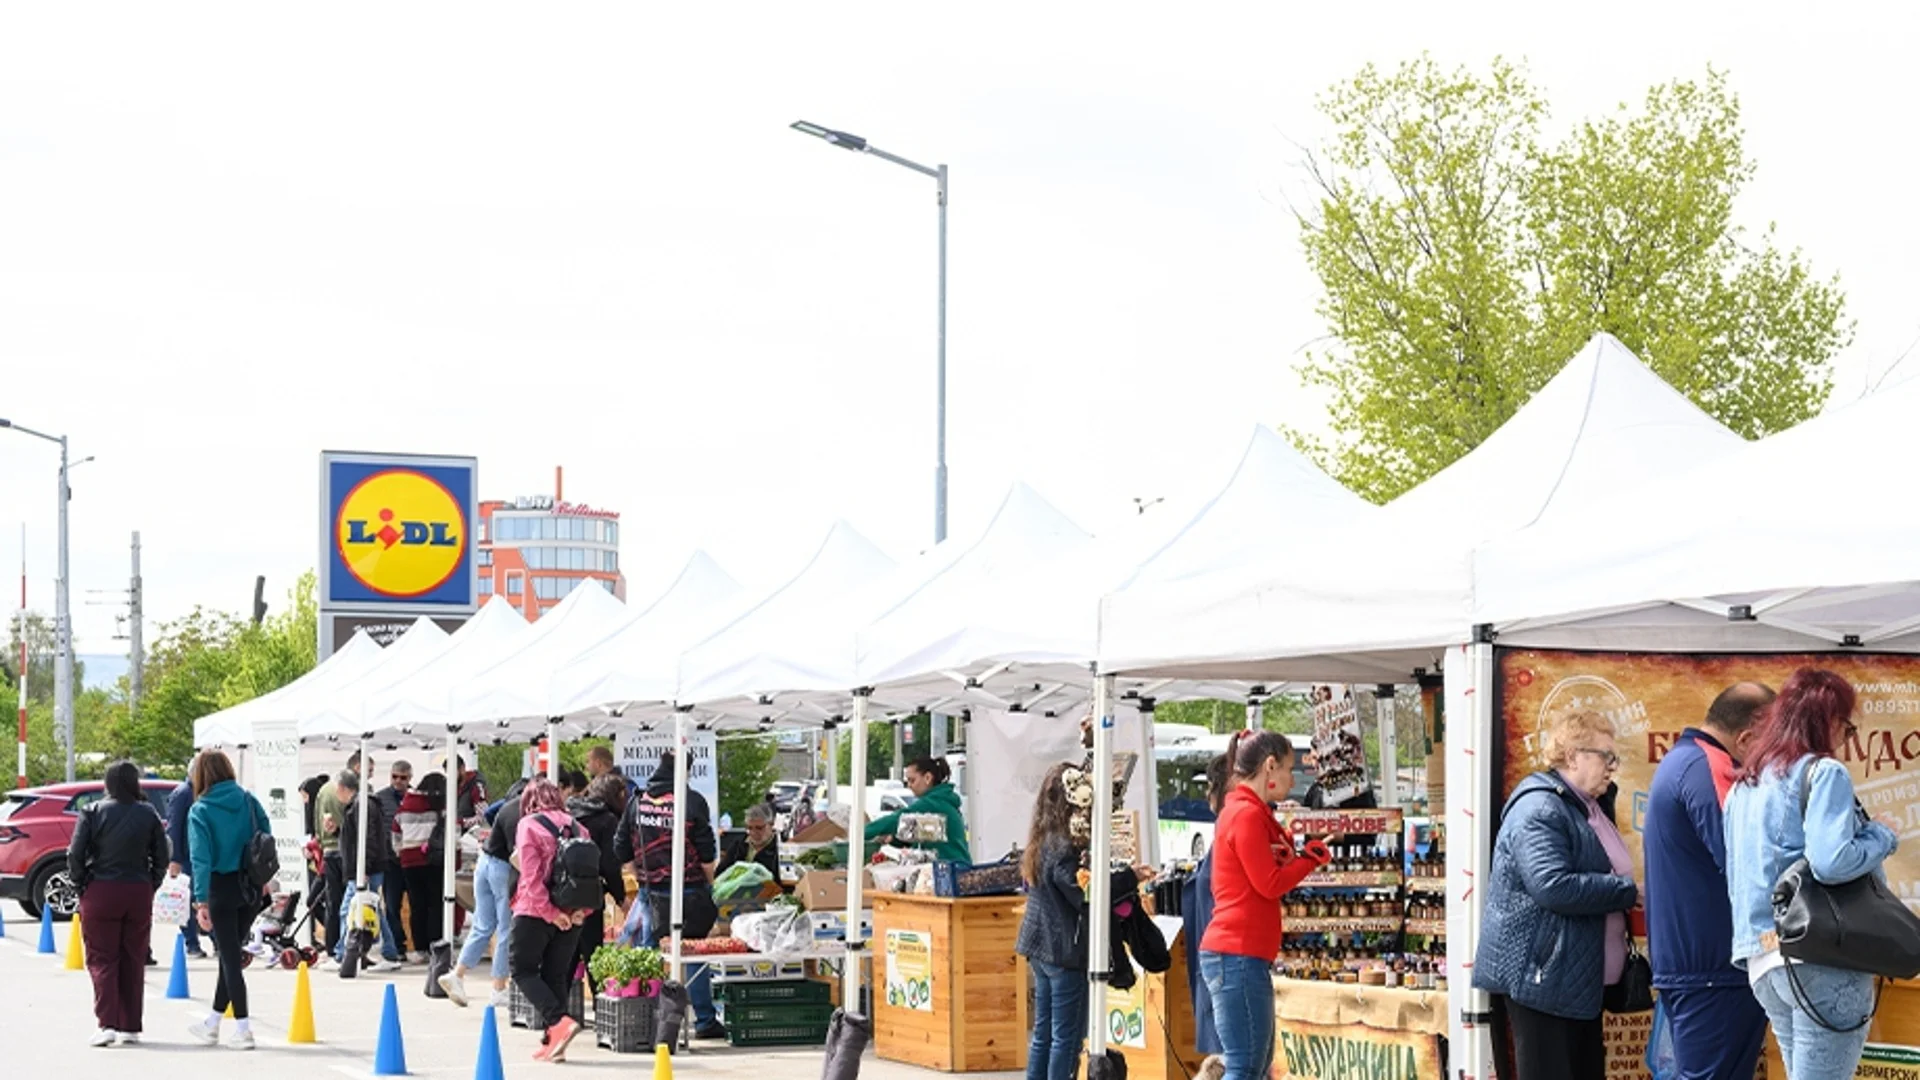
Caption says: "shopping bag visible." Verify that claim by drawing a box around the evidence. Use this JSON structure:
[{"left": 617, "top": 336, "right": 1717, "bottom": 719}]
[
  {"left": 153, "top": 874, "right": 192, "bottom": 927},
  {"left": 1644, "top": 997, "right": 1676, "bottom": 1080}
]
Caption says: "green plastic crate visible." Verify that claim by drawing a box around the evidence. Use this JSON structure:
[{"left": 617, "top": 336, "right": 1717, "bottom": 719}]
[
  {"left": 722, "top": 1001, "right": 836, "bottom": 1027},
  {"left": 723, "top": 1020, "right": 831, "bottom": 1048},
  {"left": 717, "top": 979, "right": 833, "bottom": 1006}
]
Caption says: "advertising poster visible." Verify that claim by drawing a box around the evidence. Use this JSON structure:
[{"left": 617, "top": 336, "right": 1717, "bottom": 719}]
[
  {"left": 1274, "top": 1019, "right": 1445, "bottom": 1080},
  {"left": 1498, "top": 649, "right": 1920, "bottom": 1071},
  {"left": 884, "top": 929, "right": 934, "bottom": 1012},
  {"left": 614, "top": 728, "right": 719, "bottom": 817},
  {"left": 318, "top": 451, "right": 478, "bottom": 657},
  {"left": 247, "top": 720, "right": 309, "bottom": 895},
  {"left": 1103, "top": 965, "right": 1149, "bottom": 1050},
  {"left": 1310, "top": 685, "right": 1370, "bottom": 803}
]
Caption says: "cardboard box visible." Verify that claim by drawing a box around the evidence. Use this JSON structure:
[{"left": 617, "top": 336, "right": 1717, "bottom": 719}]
[
  {"left": 799, "top": 869, "right": 874, "bottom": 911},
  {"left": 792, "top": 818, "right": 847, "bottom": 843}
]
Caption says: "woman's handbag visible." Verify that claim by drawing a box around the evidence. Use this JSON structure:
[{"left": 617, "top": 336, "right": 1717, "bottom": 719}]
[
  {"left": 1603, "top": 935, "right": 1654, "bottom": 1014},
  {"left": 1772, "top": 758, "right": 1920, "bottom": 1031}
]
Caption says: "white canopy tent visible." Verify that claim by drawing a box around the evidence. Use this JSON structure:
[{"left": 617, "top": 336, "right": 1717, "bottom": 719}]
[
  {"left": 191, "top": 630, "right": 386, "bottom": 749},
  {"left": 449, "top": 581, "right": 633, "bottom": 759},
  {"left": 296, "top": 617, "right": 454, "bottom": 896},
  {"left": 545, "top": 550, "right": 749, "bottom": 726},
  {"left": 1096, "top": 334, "right": 1748, "bottom": 1080}
]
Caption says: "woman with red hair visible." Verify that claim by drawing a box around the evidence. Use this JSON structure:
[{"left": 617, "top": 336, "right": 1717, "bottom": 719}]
[{"left": 1724, "top": 669, "right": 1899, "bottom": 1080}]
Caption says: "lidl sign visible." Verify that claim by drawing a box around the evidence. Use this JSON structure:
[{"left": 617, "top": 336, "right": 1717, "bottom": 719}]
[{"left": 320, "top": 452, "right": 477, "bottom": 610}]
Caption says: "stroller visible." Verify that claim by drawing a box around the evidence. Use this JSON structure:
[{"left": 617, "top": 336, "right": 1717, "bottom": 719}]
[{"left": 245, "top": 888, "right": 322, "bottom": 970}]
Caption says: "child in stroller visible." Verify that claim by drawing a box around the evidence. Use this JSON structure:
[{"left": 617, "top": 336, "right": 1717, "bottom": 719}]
[{"left": 245, "top": 883, "right": 322, "bottom": 970}]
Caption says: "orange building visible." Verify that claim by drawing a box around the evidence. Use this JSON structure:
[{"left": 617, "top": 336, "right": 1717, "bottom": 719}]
[{"left": 476, "top": 467, "right": 624, "bottom": 619}]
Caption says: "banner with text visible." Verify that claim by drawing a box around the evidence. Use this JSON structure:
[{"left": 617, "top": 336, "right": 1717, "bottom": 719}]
[
  {"left": 1496, "top": 649, "right": 1920, "bottom": 914},
  {"left": 614, "top": 728, "right": 719, "bottom": 817},
  {"left": 249, "top": 720, "right": 310, "bottom": 895},
  {"left": 1275, "top": 1018, "right": 1444, "bottom": 1080}
]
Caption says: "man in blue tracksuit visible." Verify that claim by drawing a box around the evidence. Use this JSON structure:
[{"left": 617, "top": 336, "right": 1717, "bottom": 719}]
[
  {"left": 166, "top": 774, "right": 210, "bottom": 959},
  {"left": 1644, "top": 682, "right": 1774, "bottom": 1080}
]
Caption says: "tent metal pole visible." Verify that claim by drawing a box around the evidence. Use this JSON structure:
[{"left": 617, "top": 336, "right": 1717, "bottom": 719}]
[
  {"left": 1375, "top": 685, "right": 1400, "bottom": 808},
  {"left": 355, "top": 736, "right": 371, "bottom": 889},
  {"left": 1138, "top": 697, "right": 1161, "bottom": 868},
  {"left": 1446, "top": 638, "right": 1496, "bottom": 1078},
  {"left": 669, "top": 706, "right": 690, "bottom": 1001},
  {"left": 546, "top": 719, "right": 560, "bottom": 782},
  {"left": 443, "top": 730, "right": 461, "bottom": 945},
  {"left": 1244, "top": 686, "right": 1266, "bottom": 732},
  {"left": 1085, "top": 673, "right": 1115, "bottom": 1058},
  {"left": 844, "top": 690, "right": 872, "bottom": 1012}
]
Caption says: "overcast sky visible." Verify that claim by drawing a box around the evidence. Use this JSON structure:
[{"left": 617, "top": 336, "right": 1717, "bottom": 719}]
[{"left": 3, "top": 2, "right": 1914, "bottom": 654}]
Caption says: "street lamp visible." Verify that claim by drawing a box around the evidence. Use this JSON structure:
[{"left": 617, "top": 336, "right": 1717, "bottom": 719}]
[
  {"left": 0, "top": 417, "right": 79, "bottom": 783},
  {"left": 791, "top": 120, "right": 950, "bottom": 545}
]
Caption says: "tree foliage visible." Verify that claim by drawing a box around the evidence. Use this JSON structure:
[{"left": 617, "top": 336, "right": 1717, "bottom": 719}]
[
  {"left": 1291, "top": 58, "right": 1851, "bottom": 502},
  {"left": 717, "top": 735, "right": 781, "bottom": 821}
]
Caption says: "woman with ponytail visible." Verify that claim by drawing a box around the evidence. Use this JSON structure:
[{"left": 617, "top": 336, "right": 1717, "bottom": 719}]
[{"left": 1200, "top": 730, "right": 1330, "bottom": 1080}]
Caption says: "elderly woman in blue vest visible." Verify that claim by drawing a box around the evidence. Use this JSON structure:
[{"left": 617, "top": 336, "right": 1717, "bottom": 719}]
[{"left": 1473, "top": 709, "right": 1640, "bottom": 1080}]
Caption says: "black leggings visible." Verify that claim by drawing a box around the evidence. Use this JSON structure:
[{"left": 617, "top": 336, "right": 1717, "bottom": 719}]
[
  {"left": 206, "top": 872, "right": 254, "bottom": 1020},
  {"left": 404, "top": 864, "right": 444, "bottom": 948},
  {"left": 1496, "top": 996, "right": 1603, "bottom": 1080},
  {"left": 510, "top": 915, "right": 582, "bottom": 1029}
]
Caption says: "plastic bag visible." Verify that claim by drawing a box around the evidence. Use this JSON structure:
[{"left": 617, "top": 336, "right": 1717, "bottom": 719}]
[
  {"left": 869, "top": 862, "right": 919, "bottom": 894},
  {"left": 712, "top": 861, "right": 774, "bottom": 901},
  {"left": 731, "top": 907, "right": 813, "bottom": 956},
  {"left": 1644, "top": 997, "right": 1676, "bottom": 1080},
  {"left": 153, "top": 874, "right": 191, "bottom": 927},
  {"left": 896, "top": 813, "right": 948, "bottom": 844}
]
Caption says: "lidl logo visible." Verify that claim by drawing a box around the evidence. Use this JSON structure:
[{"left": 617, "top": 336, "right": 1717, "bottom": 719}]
[{"left": 334, "top": 469, "right": 467, "bottom": 599}]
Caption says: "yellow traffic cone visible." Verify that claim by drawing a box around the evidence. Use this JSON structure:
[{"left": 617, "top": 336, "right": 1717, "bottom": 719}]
[
  {"left": 225, "top": 1003, "right": 235, "bottom": 1019},
  {"left": 653, "top": 1043, "right": 673, "bottom": 1080},
  {"left": 288, "top": 961, "right": 316, "bottom": 1043},
  {"left": 64, "top": 913, "right": 84, "bottom": 971}
]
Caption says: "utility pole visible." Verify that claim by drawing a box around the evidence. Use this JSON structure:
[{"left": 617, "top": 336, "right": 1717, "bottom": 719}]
[{"left": 128, "top": 533, "right": 142, "bottom": 716}]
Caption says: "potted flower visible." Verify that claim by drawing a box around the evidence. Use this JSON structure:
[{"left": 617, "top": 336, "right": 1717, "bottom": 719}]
[{"left": 589, "top": 945, "right": 667, "bottom": 1053}]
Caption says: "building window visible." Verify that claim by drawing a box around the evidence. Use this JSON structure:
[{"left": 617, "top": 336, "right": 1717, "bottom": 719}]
[
  {"left": 479, "top": 520, "right": 488, "bottom": 542},
  {"left": 600, "top": 578, "right": 616, "bottom": 593},
  {"left": 506, "top": 574, "right": 523, "bottom": 597},
  {"left": 608, "top": 522, "right": 619, "bottom": 547},
  {"left": 479, "top": 576, "right": 494, "bottom": 596},
  {"left": 479, "top": 549, "right": 493, "bottom": 567}
]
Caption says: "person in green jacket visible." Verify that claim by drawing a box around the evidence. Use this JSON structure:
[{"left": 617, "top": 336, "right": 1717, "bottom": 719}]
[{"left": 866, "top": 757, "right": 970, "bottom": 864}]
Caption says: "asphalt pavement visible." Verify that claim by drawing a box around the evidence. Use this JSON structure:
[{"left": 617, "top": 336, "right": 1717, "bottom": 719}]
[{"left": 0, "top": 900, "right": 1011, "bottom": 1080}]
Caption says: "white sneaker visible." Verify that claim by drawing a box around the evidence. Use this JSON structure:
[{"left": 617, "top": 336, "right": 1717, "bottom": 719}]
[
  {"left": 89, "top": 1029, "right": 117, "bottom": 1048},
  {"left": 439, "top": 971, "right": 469, "bottom": 1006},
  {"left": 408, "top": 951, "right": 429, "bottom": 965},
  {"left": 368, "top": 957, "right": 404, "bottom": 973},
  {"left": 186, "top": 1019, "right": 220, "bottom": 1046},
  {"left": 226, "top": 1029, "right": 256, "bottom": 1051},
  {"left": 488, "top": 988, "right": 511, "bottom": 1009},
  {"left": 116, "top": 1032, "right": 141, "bottom": 1046}
]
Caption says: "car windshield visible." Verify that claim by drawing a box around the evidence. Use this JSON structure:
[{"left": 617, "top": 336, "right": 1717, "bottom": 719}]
[{"left": 0, "top": 793, "right": 35, "bottom": 823}]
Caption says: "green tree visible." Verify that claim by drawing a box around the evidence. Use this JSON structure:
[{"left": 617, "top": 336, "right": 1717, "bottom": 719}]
[
  {"left": 717, "top": 734, "right": 780, "bottom": 821},
  {"left": 1292, "top": 58, "right": 1850, "bottom": 502},
  {"left": 1154, "top": 696, "right": 1310, "bottom": 735},
  {"left": 836, "top": 714, "right": 931, "bottom": 785},
  {"left": 219, "top": 570, "right": 318, "bottom": 707}
]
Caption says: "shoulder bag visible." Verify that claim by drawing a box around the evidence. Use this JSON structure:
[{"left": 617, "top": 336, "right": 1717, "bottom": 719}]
[{"left": 1772, "top": 757, "right": 1920, "bottom": 1030}]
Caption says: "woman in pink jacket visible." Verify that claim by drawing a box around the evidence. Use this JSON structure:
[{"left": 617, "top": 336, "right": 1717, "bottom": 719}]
[{"left": 511, "top": 778, "right": 595, "bottom": 1062}]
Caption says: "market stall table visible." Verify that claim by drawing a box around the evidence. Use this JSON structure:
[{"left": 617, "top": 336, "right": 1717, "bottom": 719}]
[
  {"left": 872, "top": 893, "right": 1026, "bottom": 1073},
  {"left": 1271, "top": 978, "right": 1448, "bottom": 1080}
]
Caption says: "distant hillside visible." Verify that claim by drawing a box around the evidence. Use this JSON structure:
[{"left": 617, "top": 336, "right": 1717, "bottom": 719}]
[{"left": 78, "top": 653, "right": 130, "bottom": 691}]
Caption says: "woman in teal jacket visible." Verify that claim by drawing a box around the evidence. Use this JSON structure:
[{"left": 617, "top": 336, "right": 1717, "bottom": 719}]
[
  {"left": 184, "top": 751, "right": 272, "bottom": 1051},
  {"left": 866, "top": 757, "right": 970, "bottom": 863}
]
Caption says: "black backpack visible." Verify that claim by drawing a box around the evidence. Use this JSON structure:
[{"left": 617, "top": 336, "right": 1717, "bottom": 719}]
[
  {"left": 535, "top": 815, "right": 603, "bottom": 911},
  {"left": 244, "top": 795, "right": 280, "bottom": 894}
]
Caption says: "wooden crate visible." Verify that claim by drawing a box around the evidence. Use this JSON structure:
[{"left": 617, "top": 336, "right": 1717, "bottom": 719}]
[{"left": 873, "top": 894, "right": 1027, "bottom": 1073}]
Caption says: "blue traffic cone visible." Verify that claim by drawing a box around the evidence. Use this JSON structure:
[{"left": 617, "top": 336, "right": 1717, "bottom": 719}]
[
  {"left": 36, "top": 906, "right": 54, "bottom": 954},
  {"left": 374, "top": 982, "right": 408, "bottom": 1076},
  {"left": 166, "top": 932, "right": 191, "bottom": 999},
  {"left": 0, "top": 904, "right": 7, "bottom": 937},
  {"left": 473, "top": 1005, "right": 505, "bottom": 1080}
]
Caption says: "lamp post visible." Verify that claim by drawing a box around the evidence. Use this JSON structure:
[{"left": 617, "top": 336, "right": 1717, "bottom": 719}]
[
  {"left": 0, "top": 418, "right": 80, "bottom": 783},
  {"left": 791, "top": 120, "right": 949, "bottom": 545}
]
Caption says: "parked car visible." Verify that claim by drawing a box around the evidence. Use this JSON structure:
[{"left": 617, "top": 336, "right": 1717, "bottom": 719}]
[{"left": 0, "top": 779, "right": 177, "bottom": 920}]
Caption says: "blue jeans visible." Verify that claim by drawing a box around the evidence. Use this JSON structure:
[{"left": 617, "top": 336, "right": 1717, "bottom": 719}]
[
  {"left": 334, "top": 873, "right": 403, "bottom": 963},
  {"left": 1751, "top": 963, "right": 1876, "bottom": 1080},
  {"left": 1026, "top": 959, "right": 1088, "bottom": 1080},
  {"left": 457, "top": 852, "right": 513, "bottom": 980},
  {"left": 1201, "top": 951, "right": 1275, "bottom": 1080}
]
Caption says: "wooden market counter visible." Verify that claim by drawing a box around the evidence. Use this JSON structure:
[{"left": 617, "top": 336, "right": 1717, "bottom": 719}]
[{"left": 872, "top": 894, "right": 1027, "bottom": 1073}]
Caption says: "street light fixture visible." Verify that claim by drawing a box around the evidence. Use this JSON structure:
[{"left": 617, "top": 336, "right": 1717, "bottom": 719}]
[
  {"left": 0, "top": 417, "right": 79, "bottom": 783},
  {"left": 790, "top": 119, "right": 950, "bottom": 546}
]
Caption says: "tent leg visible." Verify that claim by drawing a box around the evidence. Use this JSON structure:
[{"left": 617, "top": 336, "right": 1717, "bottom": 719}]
[
  {"left": 546, "top": 719, "right": 559, "bottom": 782},
  {"left": 1086, "top": 673, "right": 1115, "bottom": 1060},
  {"left": 845, "top": 691, "right": 872, "bottom": 1013},
  {"left": 443, "top": 732, "right": 461, "bottom": 945},
  {"left": 890, "top": 720, "right": 904, "bottom": 782},
  {"left": 1446, "top": 640, "right": 1496, "bottom": 1079},
  {"left": 1138, "top": 698, "right": 1161, "bottom": 868},
  {"left": 355, "top": 735, "right": 371, "bottom": 890},
  {"left": 1244, "top": 687, "right": 1265, "bottom": 732},
  {"left": 669, "top": 706, "right": 690, "bottom": 1044}
]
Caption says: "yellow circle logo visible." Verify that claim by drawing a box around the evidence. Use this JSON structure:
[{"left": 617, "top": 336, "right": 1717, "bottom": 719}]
[{"left": 334, "top": 469, "right": 467, "bottom": 598}]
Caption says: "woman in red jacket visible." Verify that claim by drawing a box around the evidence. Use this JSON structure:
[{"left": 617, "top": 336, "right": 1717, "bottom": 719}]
[{"left": 1200, "top": 731, "right": 1330, "bottom": 1080}]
